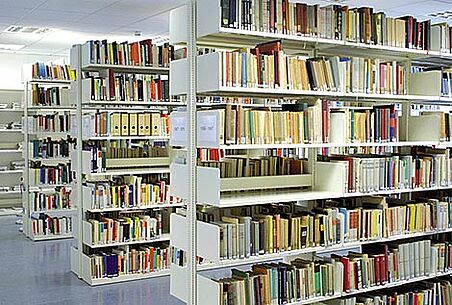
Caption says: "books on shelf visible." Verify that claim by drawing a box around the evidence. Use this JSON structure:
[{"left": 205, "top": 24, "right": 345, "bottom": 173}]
[
  {"left": 30, "top": 137, "right": 75, "bottom": 159},
  {"left": 82, "top": 141, "right": 169, "bottom": 173},
  {"left": 211, "top": 238, "right": 451, "bottom": 304},
  {"left": 78, "top": 111, "right": 169, "bottom": 137},
  {"left": 82, "top": 40, "right": 174, "bottom": 67},
  {"left": 84, "top": 173, "right": 180, "bottom": 210},
  {"left": 29, "top": 162, "right": 72, "bottom": 186},
  {"left": 30, "top": 62, "right": 75, "bottom": 80},
  {"left": 431, "top": 22, "right": 452, "bottom": 53},
  {"left": 87, "top": 212, "right": 164, "bottom": 245},
  {"left": 197, "top": 155, "right": 305, "bottom": 177},
  {"left": 409, "top": 67, "right": 452, "bottom": 97},
  {"left": 89, "top": 244, "right": 169, "bottom": 279},
  {"left": 319, "top": 148, "right": 451, "bottom": 193},
  {"left": 335, "top": 279, "right": 452, "bottom": 305},
  {"left": 217, "top": 43, "right": 407, "bottom": 94},
  {"left": 31, "top": 213, "right": 72, "bottom": 236},
  {"left": 32, "top": 187, "right": 72, "bottom": 212},
  {"left": 204, "top": 100, "right": 399, "bottom": 145},
  {"left": 31, "top": 84, "right": 71, "bottom": 107},
  {"left": 85, "top": 71, "right": 169, "bottom": 102},
  {"left": 195, "top": 197, "right": 452, "bottom": 260},
  {"left": 27, "top": 113, "right": 71, "bottom": 133},
  {"left": 219, "top": 1, "right": 431, "bottom": 50}
]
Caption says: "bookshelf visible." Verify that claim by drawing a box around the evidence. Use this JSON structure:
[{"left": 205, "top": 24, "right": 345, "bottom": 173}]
[
  {"left": 22, "top": 72, "right": 76, "bottom": 241},
  {"left": 69, "top": 40, "right": 182, "bottom": 286},
  {"left": 0, "top": 90, "right": 24, "bottom": 209},
  {"left": 169, "top": 1, "right": 452, "bottom": 305}
]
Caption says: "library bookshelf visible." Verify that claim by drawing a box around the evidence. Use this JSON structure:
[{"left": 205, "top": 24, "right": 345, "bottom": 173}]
[
  {"left": 168, "top": 1, "right": 452, "bottom": 305},
  {"left": 0, "top": 89, "right": 23, "bottom": 209},
  {"left": 69, "top": 42, "right": 182, "bottom": 286},
  {"left": 22, "top": 77, "right": 75, "bottom": 241}
]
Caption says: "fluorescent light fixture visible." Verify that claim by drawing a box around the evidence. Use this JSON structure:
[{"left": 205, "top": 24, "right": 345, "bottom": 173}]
[
  {"left": 0, "top": 44, "right": 25, "bottom": 51},
  {"left": 3, "top": 26, "right": 52, "bottom": 35}
]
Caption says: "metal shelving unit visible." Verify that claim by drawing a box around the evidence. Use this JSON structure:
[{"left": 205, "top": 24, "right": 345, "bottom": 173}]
[{"left": 168, "top": 1, "right": 452, "bottom": 305}]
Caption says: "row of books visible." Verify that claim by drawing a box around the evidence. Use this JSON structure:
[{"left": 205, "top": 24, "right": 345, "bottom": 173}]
[
  {"left": 88, "top": 213, "right": 163, "bottom": 245},
  {"left": 89, "top": 245, "right": 169, "bottom": 279},
  {"left": 219, "top": 45, "right": 407, "bottom": 94},
  {"left": 31, "top": 214, "right": 72, "bottom": 236},
  {"left": 83, "top": 143, "right": 168, "bottom": 173},
  {"left": 81, "top": 112, "right": 169, "bottom": 137},
  {"left": 29, "top": 162, "right": 72, "bottom": 186},
  {"left": 85, "top": 174, "right": 178, "bottom": 209},
  {"left": 88, "top": 140, "right": 168, "bottom": 160},
  {"left": 31, "top": 85, "right": 70, "bottom": 107},
  {"left": 220, "top": 1, "right": 432, "bottom": 50},
  {"left": 27, "top": 113, "right": 71, "bottom": 133},
  {"left": 321, "top": 149, "right": 451, "bottom": 193},
  {"left": 30, "top": 138, "right": 75, "bottom": 159},
  {"left": 30, "top": 62, "right": 75, "bottom": 80},
  {"left": 197, "top": 155, "right": 304, "bottom": 178},
  {"left": 214, "top": 239, "right": 451, "bottom": 305},
  {"left": 334, "top": 280, "right": 452, "bottom": 305},
  {"left": 31, "top": 187, "right": 72, "bottom": 212},
  {"left": 197, "top": 197, "right": 452, "bottom": 259},
  {"left": 86, "top": 72, "right": 169, "bottom": 102},
  {"left": 83, "top": 40, "right": 173, "bottom": 67},
  {"left": 213, "top": 101, "right": 399, "bottom": 145}
]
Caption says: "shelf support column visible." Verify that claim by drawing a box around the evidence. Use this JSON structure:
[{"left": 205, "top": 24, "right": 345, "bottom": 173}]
[
  {"left": 75, "top": 44, "right": 84, "bottom": 278},
  {"left": 187, "top": 0, "right": 198, "bottom": 304},
  {"left": 23, "top": 81, "right": 30, "bottom": 237}
]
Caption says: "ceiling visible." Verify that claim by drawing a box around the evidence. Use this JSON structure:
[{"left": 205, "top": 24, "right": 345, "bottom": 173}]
[{"left": 0, "top": 0, "right": 451, "bottom": 57}]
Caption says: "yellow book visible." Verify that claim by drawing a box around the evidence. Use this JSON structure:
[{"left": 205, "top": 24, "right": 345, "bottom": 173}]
[
  {"left": 120, "top": 113, "right": 129, "bottom": 136},
  {"left": 110, "top": 113, "right": 121, "bottom": 136},
  {"left": 129, "top": 113, "right": 138, "bottom": 136},
  {"left": 145, "top": 113, "right": 152, "bottom": 136},
  {"left": 138, "top": 113, "right": 146, "bottom": 136}
]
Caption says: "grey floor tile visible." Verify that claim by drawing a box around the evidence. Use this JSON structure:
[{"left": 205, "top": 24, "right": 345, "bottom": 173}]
[{"left": 0, "top": 216, "right": 184, "bottom": 305}]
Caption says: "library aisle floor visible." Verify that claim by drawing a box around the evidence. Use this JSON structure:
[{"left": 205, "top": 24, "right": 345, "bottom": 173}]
[{"left": 0, "top": 216, "right": 183, "bottom": 305}]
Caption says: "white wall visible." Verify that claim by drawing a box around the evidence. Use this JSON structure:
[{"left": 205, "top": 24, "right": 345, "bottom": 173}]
[{"left": 0, "top": 51, "right": 69, "bottom": 90}]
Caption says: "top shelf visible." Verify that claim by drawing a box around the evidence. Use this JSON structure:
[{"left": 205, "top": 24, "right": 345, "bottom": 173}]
[
  {"left": 27, "top": 79, "right": 72, "bottom": 85},
  {"left": 171, "top": 1, "right": 452, "bottom": 64},
  {"left": 81, "top": 63, "right": 169, "bottom": 74}
]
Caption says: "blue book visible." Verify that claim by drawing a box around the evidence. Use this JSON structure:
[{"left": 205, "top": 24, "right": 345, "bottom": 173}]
[{"left": 241, "top": 51, "right": 247, "bottom": 88}]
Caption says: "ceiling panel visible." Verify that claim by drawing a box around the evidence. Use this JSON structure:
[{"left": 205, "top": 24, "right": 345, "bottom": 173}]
[
  {"left": 1, "top": 0, "right": 46, "bottom": 9},
  {"left": 22, "top": 8, "right": 89, "bottom": 22},
  {"left": 0, "top": 7, "right": 32, "bottom": 18},
  {"left": 38, "top": 0, "right": 117, "bottom": 14}
]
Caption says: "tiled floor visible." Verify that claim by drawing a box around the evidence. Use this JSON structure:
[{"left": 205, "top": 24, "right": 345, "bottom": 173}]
[{"left": 0, "top": 216, "right": 184, "bottom": 305}]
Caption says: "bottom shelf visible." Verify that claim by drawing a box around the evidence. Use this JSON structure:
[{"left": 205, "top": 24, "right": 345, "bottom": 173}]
[
  {"left": 73, "top": 248, "right": 170, "bottom": 286},
  {"left": 30, "top": 234, "right": 73, "bottom": 241},
  {"left": 86, "top": 270, "right": 170, "bottom": 286},
  {"left": 170, "top": 263, "right": 452, "bottom": 305}
]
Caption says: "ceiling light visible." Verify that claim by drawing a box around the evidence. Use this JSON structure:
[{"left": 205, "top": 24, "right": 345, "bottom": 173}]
[
  {"left": 429, "top": 11, "right": 452, "bottom": 19},
  {"left": 3, "top": 26, "right": 52, "bottom": 35},
  {"left": 0, "top": 44, "right": 25, "bottom": 51}
]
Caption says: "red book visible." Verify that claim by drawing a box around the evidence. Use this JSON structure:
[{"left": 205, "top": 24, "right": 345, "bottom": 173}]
[
  {"left": 130, "top": 42, "right": 140, "bottom": 66},
  {"left": 374, "top": 255, "right": 381, "bottom": 285},
  {"left": 335, "top": 255, "right": 350, "bottom": 292},
  {"left": 269, "top": 0, "right": 275, "bottom": 33}
]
